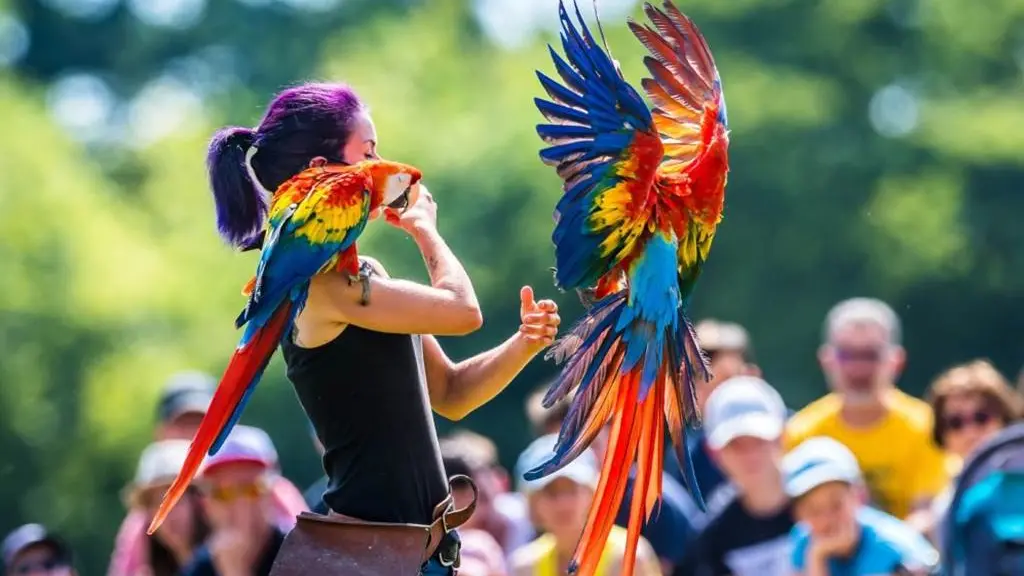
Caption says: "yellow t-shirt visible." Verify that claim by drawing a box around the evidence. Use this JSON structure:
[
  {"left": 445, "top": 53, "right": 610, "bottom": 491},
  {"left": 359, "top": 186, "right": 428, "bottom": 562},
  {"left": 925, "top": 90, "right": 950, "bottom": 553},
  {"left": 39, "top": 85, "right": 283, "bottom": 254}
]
[
  {"left": 509, "top": 525, "right": 662, "bottom": 576},
  {"left": 783, "top": 389, "right": 949, "bottom": 519}
]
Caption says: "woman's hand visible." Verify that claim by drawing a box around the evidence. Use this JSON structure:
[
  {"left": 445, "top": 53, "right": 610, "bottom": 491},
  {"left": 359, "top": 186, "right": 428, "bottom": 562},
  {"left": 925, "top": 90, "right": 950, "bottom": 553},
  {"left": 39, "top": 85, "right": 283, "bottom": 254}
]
[
  {"left": 385, "top": 182, "right": 436, "bottom": 235},
  {"left": 517, "top": 286, "right": 560, "bottom": 353}
]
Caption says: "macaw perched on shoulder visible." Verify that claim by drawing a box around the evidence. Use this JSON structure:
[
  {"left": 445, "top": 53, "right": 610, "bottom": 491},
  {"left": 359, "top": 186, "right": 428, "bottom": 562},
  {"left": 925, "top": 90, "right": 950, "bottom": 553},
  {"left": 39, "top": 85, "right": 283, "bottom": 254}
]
[
  {"left": 526, "top": 1, "right": 730, "bottom": 574},
  {"left": 146, "top": 159, "right": 422, "bottom": 535}
]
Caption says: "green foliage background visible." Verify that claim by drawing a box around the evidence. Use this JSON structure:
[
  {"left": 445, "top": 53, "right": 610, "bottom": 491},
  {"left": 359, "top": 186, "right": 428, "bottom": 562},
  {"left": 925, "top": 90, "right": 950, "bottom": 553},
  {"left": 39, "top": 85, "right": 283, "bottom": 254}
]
[{"left": 1, "top": 0, "right": 1021, "bottom": 573}]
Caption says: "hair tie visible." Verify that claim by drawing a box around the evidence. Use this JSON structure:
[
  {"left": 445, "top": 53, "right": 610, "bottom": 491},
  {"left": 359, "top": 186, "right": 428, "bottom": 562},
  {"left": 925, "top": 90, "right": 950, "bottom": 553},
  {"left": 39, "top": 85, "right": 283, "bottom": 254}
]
[{"left": 244, "top": 146, "right": 271, "bottom": 198}]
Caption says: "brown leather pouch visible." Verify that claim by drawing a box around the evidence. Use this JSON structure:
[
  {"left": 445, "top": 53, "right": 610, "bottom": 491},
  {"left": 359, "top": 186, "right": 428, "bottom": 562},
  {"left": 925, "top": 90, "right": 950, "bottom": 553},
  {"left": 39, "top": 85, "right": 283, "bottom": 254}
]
[{"left": 268, "top": 475, "right": 477, "bottom": 576}]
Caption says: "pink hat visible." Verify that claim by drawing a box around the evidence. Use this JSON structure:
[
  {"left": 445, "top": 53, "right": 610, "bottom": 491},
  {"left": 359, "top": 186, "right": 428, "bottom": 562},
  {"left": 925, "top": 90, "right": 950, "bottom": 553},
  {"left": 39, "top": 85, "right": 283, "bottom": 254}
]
[{"left": 199, "top": 425, "right": 278, "bottom": 476}]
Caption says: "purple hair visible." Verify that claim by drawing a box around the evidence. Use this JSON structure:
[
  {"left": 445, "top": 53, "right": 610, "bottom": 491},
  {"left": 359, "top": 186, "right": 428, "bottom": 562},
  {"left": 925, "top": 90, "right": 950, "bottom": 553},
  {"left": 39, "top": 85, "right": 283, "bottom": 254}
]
[{"left": 206, "top": 83, "right": 366, "bottom": 249}]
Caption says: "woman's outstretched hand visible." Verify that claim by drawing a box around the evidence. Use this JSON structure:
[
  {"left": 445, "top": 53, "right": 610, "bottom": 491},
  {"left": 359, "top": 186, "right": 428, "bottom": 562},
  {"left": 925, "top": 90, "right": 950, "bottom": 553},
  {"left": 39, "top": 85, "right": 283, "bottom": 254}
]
[
  {"left": 385, "top": 182, "right": 436, "bottom": 235},
  {"left": 518, "top": 286, "right": 560, "bottom": 353}
]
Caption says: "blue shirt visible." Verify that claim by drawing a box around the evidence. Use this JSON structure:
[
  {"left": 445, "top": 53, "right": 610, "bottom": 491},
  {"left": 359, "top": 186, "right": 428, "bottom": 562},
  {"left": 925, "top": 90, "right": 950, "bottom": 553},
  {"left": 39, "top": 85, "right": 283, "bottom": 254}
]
[{"left": 791, "top": 507, "right": 939, "bottom": 575}]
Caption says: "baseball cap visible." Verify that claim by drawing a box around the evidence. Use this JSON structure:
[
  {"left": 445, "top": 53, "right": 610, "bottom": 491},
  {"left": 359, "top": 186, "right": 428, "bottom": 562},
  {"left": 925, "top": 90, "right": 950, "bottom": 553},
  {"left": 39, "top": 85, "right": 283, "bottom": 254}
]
[
  {"left": 695, "top": 319, "right": 750, "bottom": 353},
  {"left": 514, "top": 434, "right": 599, "bottom": 494},
  {"left": 157, "top": 371, "right": 215, "bottom": 423},
  {"left": 123, "top": 440, "right": 191, "bottom": 506},
  {"left": 2, "top": 524, "right": 71, "bottom": 569},
  {"left": 199, "top": 425, "right": 278, "bottom": 476},
  {"left": 783, "top": 436, "right": 861, "bottom": 499},
  {"left": 703, "top": 375, "right": 787, "bottom": 450}
]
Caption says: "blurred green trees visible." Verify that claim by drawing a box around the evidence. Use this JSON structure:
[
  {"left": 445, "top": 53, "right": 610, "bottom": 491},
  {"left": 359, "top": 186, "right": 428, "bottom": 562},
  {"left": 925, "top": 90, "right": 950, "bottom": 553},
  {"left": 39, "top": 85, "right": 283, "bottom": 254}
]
[{"left": 1, "top": 0, "right": 1022, "bottom": 573}]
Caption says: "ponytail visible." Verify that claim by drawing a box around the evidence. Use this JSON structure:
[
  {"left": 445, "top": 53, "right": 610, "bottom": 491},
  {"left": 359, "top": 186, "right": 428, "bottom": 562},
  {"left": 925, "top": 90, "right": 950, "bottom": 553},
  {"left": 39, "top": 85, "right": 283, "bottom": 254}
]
[{"left": 206, "top": 126, "right": 267, "bottom": 249}]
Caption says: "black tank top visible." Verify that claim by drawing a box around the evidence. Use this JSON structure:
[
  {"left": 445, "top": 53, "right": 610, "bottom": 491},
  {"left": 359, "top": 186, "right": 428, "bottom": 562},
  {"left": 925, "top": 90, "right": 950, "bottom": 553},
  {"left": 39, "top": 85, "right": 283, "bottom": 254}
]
[{"left": 281, "top": 324, "right": 449, "bottom": 525}]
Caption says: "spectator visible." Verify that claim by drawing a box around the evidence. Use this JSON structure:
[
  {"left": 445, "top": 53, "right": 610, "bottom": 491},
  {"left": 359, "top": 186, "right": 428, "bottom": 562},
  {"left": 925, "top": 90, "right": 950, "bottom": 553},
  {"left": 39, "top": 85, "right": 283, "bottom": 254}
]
[
  {"left": 785, "top": 436, "right": 940, "bottom": 576},
  {"left": 457, "top": 529, "right": 510, "bottom": 576},
  {"left": 509, "top": 434, "right": 661, "bottom": 576},
  {"left": 181, "top": 426, "right": 287, "bottom": 576},
  {"left": 527, "top": 383, "right": 694, "bottom": 573},
  {"left": 108, "top": 374, "right": 307, "bottom": 576},
  {"left": 923, "top": 359, "right": 1022, "bottom": 542},
  {"left": 122, "top": 440, "right": 211, "bottom": 576},
  {"left": 671, "top": 319, "right": 763, "bottom": 515},
  {"left": 673, "top": 376, "right": 794, "bottom": 576},
  {"left": 154, "top": 371, "right": 217, "bottom": 442},
  {"left": 784, "top": 298, "right": 948, "bottom": 528},
  {"left": 441, "top": 452, "right": 509, "bottom": 576},
  {"left": 108, "top": 371, "right": 218, "bottom": 576},
  {"left": 2, "top": 524, "right": 76, "bottom": 576},
  {"left": 440, "top": 431, "right": 533, "bottom": 556}
]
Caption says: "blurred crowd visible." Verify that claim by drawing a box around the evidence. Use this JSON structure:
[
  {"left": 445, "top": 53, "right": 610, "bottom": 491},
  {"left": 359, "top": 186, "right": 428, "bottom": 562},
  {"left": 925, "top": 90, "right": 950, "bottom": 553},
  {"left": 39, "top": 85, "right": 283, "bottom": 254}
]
[{"left": 5, "top": 297, "right": 1024, "bottom": 576}]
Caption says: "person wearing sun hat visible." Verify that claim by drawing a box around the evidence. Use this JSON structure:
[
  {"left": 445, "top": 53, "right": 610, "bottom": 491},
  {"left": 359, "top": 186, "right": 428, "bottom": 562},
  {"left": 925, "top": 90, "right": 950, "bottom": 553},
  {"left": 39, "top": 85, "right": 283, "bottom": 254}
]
[
  {"left": 507, "top": 434, "right": 660, "bottom": 576},
  {"left": 785, "top": 436, "right": 939, "bottom": 576}
]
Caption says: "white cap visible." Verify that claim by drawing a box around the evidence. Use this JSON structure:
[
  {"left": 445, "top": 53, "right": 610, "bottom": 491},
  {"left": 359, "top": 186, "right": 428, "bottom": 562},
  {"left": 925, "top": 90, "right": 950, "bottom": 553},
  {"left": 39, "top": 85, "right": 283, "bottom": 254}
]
[
  {"left": 783, "top": 436, "right": 861, "bottom": 498},
  {"left": 123, "top": 439, "right": 192, "bottom": 506},
  {"left": 514, "top": 434, "right": 599, "bottom": 494},
  {"left": 703, "top": 375, "right": 787, "bottom": 450}
]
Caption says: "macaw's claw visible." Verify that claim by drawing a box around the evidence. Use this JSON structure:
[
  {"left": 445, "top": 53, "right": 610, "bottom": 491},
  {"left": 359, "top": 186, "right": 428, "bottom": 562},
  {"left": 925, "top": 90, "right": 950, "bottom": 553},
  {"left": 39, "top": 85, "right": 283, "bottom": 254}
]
[{"left": 347, "top": 260, "right": 375, "bottom": 306}]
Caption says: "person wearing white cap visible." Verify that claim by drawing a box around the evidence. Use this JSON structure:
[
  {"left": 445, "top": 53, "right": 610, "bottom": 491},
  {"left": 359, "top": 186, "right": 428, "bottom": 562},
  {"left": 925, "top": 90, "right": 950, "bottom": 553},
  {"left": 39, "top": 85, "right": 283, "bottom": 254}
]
[
  {"left": 508, "top": 434, "right": 661, "bottom": 576},
  {"left": 784, "top": 436, "right": 939, "bottom": 576},
  {"left": 116, "top": 440, "right": 212, "bottom": 576},
  {"left": 673, "top": 376, "right": 794, "bottom": 576}
]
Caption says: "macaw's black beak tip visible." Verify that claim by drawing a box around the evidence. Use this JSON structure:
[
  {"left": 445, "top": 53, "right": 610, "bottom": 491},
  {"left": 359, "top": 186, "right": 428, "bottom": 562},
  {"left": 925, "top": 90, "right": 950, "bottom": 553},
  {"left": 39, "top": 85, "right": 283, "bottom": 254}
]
[{"left": 388, "top": 186, "right": 412, "bottom": 214}]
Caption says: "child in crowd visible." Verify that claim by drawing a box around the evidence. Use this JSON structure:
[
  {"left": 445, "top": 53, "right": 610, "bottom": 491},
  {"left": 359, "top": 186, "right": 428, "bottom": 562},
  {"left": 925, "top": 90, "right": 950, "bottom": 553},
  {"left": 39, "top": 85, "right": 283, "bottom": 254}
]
[{"left": 785, "top": 437, "right": 940, "bottom": 576}]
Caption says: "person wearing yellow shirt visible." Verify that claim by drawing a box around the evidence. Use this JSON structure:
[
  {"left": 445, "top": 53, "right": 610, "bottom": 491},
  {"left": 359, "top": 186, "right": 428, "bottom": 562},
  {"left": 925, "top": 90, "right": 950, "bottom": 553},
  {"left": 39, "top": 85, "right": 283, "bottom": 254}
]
[
  {"left": 509, "top": 435, "right": 662, "bottom": 576},
  {"left": 784, "top": 298, "right": 948, "bottom": 531}
]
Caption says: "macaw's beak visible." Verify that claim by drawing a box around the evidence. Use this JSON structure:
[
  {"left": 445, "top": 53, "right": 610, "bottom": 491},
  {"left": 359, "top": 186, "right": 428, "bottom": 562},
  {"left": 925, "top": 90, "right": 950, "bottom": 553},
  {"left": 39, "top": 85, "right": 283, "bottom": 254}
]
[{"left": 387, "top": 186, "right": 412, "bottom": 214}]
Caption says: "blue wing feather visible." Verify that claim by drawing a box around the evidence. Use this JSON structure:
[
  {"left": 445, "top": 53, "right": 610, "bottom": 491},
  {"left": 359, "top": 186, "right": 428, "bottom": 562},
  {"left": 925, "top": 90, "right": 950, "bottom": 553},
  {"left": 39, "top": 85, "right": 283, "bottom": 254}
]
[{"left": 535, "top": 0, "right": 659, "bottom": 292}]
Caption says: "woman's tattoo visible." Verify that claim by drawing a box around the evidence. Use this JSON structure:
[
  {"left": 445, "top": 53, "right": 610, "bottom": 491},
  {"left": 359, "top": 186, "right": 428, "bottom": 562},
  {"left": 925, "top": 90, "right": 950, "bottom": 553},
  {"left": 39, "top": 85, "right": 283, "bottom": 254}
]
[{"left": 427, "top": 255, "right": 440, "bottom": 273}]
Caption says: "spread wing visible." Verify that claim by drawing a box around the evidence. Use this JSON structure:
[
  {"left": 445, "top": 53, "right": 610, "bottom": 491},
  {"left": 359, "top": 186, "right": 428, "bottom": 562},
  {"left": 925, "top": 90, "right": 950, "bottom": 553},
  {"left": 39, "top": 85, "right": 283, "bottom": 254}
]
[
  {"left": 535, "top": 0, "right": 665, "bottom": 292},
  {"left": 236, "top": 166, "right": 372, "bottom": 329},
  {"left": 628, "top": 1, "right": 727, "bottom": 174}
]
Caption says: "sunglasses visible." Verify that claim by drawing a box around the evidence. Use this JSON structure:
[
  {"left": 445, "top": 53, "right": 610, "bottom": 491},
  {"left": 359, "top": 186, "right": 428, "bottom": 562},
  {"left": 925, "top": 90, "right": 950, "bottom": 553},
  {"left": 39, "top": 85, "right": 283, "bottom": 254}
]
[
  {"left": 833, "top": 347, "right": 886, "bottom": 363},
  {"left": 944, "top": 410, "right": 994, "bottom": 431},
  {"left": 199, "top": 480, "right": 267, "bottom": 503},
  {"left": 11, "top": 559, "right": 67, "bottom": 574}
]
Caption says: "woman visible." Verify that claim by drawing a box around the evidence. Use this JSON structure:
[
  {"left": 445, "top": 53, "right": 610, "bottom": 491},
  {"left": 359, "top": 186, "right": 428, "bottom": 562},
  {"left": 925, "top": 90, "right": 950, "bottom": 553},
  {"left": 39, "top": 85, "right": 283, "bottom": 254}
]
[
  {"left": 206, "top": 82, "right": 561, "bottom": 575},
  {"left": 923, "top": 359, "right": 1022, "bottom": 543},
  {"left": 123, "top": 440, "right": 211, "bottom": 576}
]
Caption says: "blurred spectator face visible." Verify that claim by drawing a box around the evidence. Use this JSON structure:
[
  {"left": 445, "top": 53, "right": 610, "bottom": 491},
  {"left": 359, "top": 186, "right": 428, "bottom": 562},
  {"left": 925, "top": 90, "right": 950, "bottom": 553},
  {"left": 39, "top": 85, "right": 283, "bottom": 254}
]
[
  {"left": 6, "top": 543, "right": 73, "bottom": 576},
  {"left": 138, "top": 484, "right": 202, "bottom": 557},
  {"left": 704, "top": 376, "right": 787, "bottom": 491},
  {"left": 928, "top": 359, "right": 1021, "bottom": 459},
  {"left": 819, "top": 299, "right": 905, "bottom": 406},
  {"left": 820, "top": 322, "right": 902, "bottom": 404},
  {"left": 516, "top": 435, "right": 599, "bottom": 545},
  {"left": 716, "top": 436, "right": 782, "bottom": 490},
  {"left": 198, "top": 462, "right": 271, "bottom": 535},
  {"left": 154, "top": 371, "right": 214, "bottom": 441},
  {"left": 793, "top": 481, "right": 859, "bottom": 539},
  {"left": 940, "top": 392, "right": 1003, "bottom": 458},
  {"left": 127, "top": 439, "right": 208, "bottom": 563},
  {"left": 531, "top": 477, "right": 593, "bottom": 542}
]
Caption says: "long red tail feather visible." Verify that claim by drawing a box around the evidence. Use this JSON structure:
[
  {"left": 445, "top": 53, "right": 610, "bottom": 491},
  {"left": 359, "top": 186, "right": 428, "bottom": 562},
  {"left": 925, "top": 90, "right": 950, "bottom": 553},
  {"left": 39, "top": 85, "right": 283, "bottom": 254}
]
[{"left": 146, "top": 300, "right": 294, "bottom": 535}]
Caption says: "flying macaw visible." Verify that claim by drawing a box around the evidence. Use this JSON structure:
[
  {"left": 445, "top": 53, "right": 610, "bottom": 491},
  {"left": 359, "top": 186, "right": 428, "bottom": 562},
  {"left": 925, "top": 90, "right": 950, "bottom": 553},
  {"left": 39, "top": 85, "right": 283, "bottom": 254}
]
[
  {"left": 525, "top": 1, "right": 729, "bottom": 574},
  {"left": 146, "top": 158, "right": 422, "bottom": 535}
]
